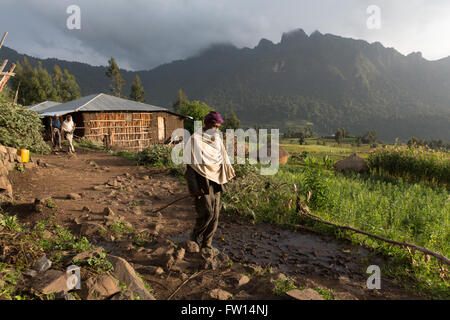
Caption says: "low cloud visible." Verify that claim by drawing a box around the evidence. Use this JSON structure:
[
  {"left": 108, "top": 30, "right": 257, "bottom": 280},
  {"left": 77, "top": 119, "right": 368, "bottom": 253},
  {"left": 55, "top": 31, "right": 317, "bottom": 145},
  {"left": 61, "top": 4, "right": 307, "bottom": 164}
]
[{"left": 2, "top": 0, "right": 450, "bottom": 70}]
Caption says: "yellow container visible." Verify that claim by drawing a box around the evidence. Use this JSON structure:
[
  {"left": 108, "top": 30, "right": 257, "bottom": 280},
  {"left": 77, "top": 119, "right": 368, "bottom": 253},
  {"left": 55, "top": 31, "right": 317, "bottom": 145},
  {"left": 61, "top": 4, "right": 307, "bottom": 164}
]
[{"left": 19, "top": 148, "right": 30, "bottom": 163}]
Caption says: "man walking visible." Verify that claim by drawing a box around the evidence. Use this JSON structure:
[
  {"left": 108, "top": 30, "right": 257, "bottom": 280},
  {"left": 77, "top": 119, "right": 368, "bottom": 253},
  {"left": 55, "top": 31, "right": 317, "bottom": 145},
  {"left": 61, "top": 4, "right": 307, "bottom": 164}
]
[
  {"left": 51, "top": 116, "right": 62, "bottom": 150},
  {"left": 62, "top": 115, "right": 76, "bottom": 154},
  {"left": 183, "top": 111, "right": 235, "bottom": 251}
]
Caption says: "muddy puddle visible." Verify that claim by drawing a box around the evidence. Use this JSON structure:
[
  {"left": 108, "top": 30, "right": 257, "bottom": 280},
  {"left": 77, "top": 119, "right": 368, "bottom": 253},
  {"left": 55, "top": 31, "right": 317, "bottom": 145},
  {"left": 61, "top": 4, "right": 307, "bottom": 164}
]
[{"left": 170, "top": 216, "right": 389, "bottom": 281}]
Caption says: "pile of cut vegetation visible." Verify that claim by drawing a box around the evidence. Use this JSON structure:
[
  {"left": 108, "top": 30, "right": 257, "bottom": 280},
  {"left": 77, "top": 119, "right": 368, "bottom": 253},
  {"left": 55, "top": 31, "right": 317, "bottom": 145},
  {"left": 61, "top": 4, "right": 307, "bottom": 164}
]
[{"left": 0, "top": 100, "right": 50, "bottom": 154}]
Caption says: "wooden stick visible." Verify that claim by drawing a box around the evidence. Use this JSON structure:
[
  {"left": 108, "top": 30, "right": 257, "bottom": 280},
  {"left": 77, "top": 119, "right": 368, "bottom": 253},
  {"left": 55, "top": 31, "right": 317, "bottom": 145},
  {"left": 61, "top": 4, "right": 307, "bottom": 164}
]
[
  {"left": 0, "top": 63, "right": 16, "bottom": 92},
  {"left": 150, "top": 194, "right": 192, "bottom": 213},
  {"left": 0, "top": 32, "right": 7, "bottom": 51},
  {"left": 0, "top": 60, "right": 7, "bottom": 73},
  {"left": 294, "top": 197, "right": 450, "bottom": 265},
  {"left": 167, "top": 270, "right": 206, "bottom": 300}
]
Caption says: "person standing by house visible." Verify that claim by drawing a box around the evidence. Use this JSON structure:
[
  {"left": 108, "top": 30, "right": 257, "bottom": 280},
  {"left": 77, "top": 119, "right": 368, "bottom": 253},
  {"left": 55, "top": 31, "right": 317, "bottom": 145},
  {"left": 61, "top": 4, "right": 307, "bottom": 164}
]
[
  {"left": 51, "top": 116, "right": 62, "bottom": 150},
  {"left": 183, "top": 111, "right": 235, "bottom": 251},
  {"left": 61, "top": 115, "right": 76, "bottom": 154}
]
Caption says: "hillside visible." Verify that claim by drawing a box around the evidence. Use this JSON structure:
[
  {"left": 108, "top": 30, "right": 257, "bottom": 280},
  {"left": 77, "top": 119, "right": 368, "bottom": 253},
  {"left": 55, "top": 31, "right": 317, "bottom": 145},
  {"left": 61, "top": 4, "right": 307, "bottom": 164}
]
[{"left": 3, "top": 29, "right": 450, "bottom": 141}]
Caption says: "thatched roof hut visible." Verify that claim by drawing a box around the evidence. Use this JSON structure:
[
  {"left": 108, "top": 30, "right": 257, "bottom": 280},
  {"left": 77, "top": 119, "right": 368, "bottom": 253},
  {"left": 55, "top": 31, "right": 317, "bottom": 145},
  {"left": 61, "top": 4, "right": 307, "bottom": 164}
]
[
  {"left": 334, "top": 153, "right": 368, "bottom": 173},
  {"left": 258, "top": 144, "right": 290, "bottom": 165}
]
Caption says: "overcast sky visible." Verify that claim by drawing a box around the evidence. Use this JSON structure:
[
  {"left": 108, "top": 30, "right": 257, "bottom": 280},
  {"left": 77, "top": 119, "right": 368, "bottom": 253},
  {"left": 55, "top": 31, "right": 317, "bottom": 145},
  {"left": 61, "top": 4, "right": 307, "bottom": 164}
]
[{"left": 2, "top": 0, "right": 450, "bottom": 70}]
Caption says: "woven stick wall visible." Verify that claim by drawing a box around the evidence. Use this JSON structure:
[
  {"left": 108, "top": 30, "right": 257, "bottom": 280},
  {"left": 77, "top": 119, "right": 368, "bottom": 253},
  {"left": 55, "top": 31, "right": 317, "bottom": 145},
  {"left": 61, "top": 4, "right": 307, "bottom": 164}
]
[
  {"left": 82, "top": 111, "right": 153, "bottom": 151},
  {"left": 81, "top": 111, "right": 184, "bottom": 151}
]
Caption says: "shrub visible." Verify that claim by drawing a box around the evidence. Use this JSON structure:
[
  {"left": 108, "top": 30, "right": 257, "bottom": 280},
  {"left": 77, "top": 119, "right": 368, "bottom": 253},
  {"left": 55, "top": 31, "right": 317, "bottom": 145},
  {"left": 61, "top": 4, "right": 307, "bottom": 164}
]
[
  {"left": 367, "top": 145, "right": 449, "bottom": 186},
  {"left": 0, "top": 101, "right": 50, "bottom": 154},
  {"left": 136, "top": 144, "right": 173, "bottom": 167}
]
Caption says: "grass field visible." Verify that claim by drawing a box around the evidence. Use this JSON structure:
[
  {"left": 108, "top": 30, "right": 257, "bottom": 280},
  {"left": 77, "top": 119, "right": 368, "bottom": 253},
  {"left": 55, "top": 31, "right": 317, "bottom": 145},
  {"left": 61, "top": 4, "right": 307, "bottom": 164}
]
[{"left": 223, "top": 138, "right": 450, "bottom": 298}]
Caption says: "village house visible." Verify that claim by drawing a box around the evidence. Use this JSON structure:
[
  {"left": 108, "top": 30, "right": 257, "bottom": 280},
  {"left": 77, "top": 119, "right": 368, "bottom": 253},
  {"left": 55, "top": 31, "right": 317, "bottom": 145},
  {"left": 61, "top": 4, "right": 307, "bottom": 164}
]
[{"left": 33, "top": 93, "right": 185, "bottom": 151}]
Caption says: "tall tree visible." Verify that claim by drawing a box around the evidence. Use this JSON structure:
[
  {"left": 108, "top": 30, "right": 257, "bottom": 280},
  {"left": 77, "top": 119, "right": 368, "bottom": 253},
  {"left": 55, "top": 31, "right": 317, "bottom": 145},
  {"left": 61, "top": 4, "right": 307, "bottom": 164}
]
[
  {"left": 172, "top": 89, "right": 188, "bottom": 113},
  {"left": 335, "top": 128, "right": 343, "bottom": 144},
  {"left": 129, "top": 75, "right": 145, "bottom": 102},
  {"left": 106, "top": 57, "right": 125, "bottom": 97},
  {"left": 61, "top": 69, "right": 81, "bottom": 102},
  {"left": 52, "top": 65, "right": 64, "bottom": 101},
  {"left": 178, "top": 100, "right": 212, "bottom": 133},
  {"left": 36, "top": 61, "right": 57, "bottom": 101},
  {"left": 222, "top": 110, "right": 240, "bottom": 130}
]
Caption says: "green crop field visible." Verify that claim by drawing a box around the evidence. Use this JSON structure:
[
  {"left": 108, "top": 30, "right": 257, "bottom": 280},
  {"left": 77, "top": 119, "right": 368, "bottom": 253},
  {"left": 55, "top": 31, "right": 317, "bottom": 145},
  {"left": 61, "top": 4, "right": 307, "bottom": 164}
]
[{"left": 223, "top": 139, "right": 450, "bottom": 298}]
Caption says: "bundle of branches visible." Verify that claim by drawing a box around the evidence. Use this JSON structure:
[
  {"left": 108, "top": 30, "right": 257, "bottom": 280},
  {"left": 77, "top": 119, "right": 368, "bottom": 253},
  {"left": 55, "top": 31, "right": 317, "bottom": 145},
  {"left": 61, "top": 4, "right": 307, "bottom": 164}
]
[{"left": 0, "top": 101, "right": 50, "bottom": 154}]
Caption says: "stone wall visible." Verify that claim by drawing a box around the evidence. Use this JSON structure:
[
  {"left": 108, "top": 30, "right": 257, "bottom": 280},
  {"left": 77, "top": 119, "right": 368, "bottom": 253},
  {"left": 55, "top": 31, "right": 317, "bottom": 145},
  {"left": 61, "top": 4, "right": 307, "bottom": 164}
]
[{"left": 0, "top": 145, "right": 23, "bottom": 204}]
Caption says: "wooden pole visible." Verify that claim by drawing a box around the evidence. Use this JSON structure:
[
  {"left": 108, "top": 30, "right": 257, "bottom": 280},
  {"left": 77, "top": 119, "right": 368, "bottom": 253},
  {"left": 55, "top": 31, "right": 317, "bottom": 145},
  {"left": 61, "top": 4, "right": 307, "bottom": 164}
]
[
  {"left": 0, "top": 60, "right": 7, "bottom": 73},
  {"left": 13, "top": 81, "right": 20, "bottom": 104},
  {"left": 0, "top": 63, "right": 16, "bottom": 92},
  {"left": 0, "top": 32, "right": 8, "bottom": 51}
]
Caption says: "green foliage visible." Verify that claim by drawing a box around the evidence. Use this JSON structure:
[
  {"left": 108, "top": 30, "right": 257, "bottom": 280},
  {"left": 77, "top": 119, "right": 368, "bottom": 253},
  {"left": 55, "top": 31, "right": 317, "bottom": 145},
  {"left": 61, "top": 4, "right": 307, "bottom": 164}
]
[
  {"left": 130, "top": 75, "right": 145, "bottom": 102},
  {"left": 221, "top": 110, "right": 240, "bottom": 130},
  {"left": 11, "top": 58, "right": 80, "bottom": 105},
  {"left": 302, "top": 164, "right": 329, "bottom": 210},
  {"left": 0, "top": 101, "right": 51, "bottom": 154},
  {"left": 136, "top": 144, "right": 174, "bottom": 167},
  {"left": 73, "top": 250, "right": 113, "bottom": 274},
  {"left": 106, "top": 57, "right": 125, "bottom": 98},
  {"left": 172, "top": 89, "right": 189, "bottom": 113},
  {"left": 178, "top": 100, "right": 213, "bottom": 133},
  {"left": 0, "top": 212, "right": 22, "bottom": 232},
  {"left": 273, "top": 276, "right": 299, "bottom": 296},
  {"left": 222, "top": 159, "right": 449, "bottom": 297},
  {"left": 367, "top": 145, "right": 450, "bottom": 186}
]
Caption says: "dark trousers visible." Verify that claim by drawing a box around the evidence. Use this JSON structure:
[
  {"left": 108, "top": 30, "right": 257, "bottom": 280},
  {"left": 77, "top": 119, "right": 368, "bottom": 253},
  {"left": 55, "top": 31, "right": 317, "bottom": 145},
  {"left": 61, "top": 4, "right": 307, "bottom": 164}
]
[{"left": 185, "top": 165, "right": 222, "bottom": 247}]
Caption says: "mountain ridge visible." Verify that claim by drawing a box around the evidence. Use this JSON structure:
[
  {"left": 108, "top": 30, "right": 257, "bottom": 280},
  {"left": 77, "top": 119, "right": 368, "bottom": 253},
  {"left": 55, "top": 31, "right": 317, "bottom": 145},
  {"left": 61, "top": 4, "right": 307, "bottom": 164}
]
[{"left": 2, "top": 28, "right": 450, "bottom": 141}]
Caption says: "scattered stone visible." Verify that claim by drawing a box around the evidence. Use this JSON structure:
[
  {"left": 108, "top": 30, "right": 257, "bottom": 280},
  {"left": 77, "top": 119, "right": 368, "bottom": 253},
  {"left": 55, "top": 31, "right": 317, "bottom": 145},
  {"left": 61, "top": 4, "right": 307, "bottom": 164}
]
[
  {"left": 80, "top": 275, "right": 121, "bottom": 300},
  {"left": 82, "top": 206, "right": 91, "bottom": 213},
  {"left": 132, "top": 207, "right": 142, "bottom": 215},
  {"left": 110, "top": 289, "right": 135, "bottom": 300},
  {"left": 175, "top": 248, "right": 185, "bottom": 261},
  {"left": 234, "top": 290, "right": 252, "bottom": 299},
  {"left": 71, "top": 247, "right": 103, "bottom": 264},
  {"left": 142, "top": 175, "right": 150, "bottom": 181},
  {"left": 23, "top": 269, "right": 38, "bottom": 278},
  {"left": 207, "top": 289, "right": 233, "bottom": 300},
  {"left": 67, "top": 193, "right": 82, "bottom": 200},
  {"left": 180, "top": 273, "right": 188, "bottom": 281},
  {"left": 142, "top": 265, "right": 164, "bottom": 276},
  {"left": 107, "top": 255, "right": 155, "bottom": 300},
  {"left": 0, "top": 175, "right": 13, "bottom": 203},
  {"left": 228, "top": 274, "right": 250, "bottom": 287},
  {"left": 104, "top": 207, "right": 115, "bottom": 216},
  {"left": 80, "top": 222, "right": 105, "bottom": 236},
  {"left": 93, "top": 185, "right": 104, "bottom": 191},
  {"left": 286, "top": 288, "right": 325, "bottom": 300},
  {"left": 276, "top": 273, "right": 287, "bottom": 281},
  {"left": 184, "top": 241, "right": 200, "bottom": 253},
  {"left": 33, "top": 255, "right": 52, "bottom": 273},
  {"left": 31, "top": 270, "right": 69, "bottom": 295},
  {"left": 24, "top": 162, "right": 37, "bottom": 169},
  {"left": 147, "top": 222, "right": 161, "bottom": 236},
  {"left": 55, "top": 291, "right": 77, "bottom": 300},
  {"left": 42, "top": 230, "right": 53, "bottom": 239}
]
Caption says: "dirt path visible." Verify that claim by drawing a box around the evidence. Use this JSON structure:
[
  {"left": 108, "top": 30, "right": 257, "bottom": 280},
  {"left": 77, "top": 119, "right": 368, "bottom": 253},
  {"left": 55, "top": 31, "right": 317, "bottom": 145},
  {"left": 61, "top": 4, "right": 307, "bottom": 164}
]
[{"left": 6, "top": 149, "right": 423, "bottom": 300}]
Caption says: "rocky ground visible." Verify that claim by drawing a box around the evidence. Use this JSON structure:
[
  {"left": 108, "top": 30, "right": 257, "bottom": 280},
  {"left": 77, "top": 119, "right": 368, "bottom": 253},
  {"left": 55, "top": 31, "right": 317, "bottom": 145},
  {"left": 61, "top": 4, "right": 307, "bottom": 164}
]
[{"left": 1, "top": 148, "right": 424, "bottom": 300}]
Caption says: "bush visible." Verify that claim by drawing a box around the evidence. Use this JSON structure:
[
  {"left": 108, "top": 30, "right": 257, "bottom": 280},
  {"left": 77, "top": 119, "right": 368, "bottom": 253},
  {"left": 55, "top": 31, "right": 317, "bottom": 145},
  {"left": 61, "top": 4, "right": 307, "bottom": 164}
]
[
  {"left": 0, "top": 101, "right": 50, "bottom": 154},
  {"left": 136, "top": 144, "right": 173, "bottom": 167},
  {"left": 367, "top": 145, "right": 449, "bottom": 186}
]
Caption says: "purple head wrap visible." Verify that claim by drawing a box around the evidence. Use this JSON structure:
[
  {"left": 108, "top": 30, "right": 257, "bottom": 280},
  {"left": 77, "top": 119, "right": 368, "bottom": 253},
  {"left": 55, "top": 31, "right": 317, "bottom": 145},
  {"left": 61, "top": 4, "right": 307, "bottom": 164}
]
[{"left": 204, "top": 111, "right": 223, "bottom": 124}]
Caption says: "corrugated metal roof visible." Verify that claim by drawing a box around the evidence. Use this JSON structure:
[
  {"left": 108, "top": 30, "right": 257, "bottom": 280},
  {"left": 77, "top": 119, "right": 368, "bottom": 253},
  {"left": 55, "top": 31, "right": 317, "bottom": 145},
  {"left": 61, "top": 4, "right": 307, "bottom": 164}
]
[
  {"left": 28, "top": 101, "right": 61, "bottom": 112},
  {"left": 39, "top": 93, "right": 178, "bottom": 117}
]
